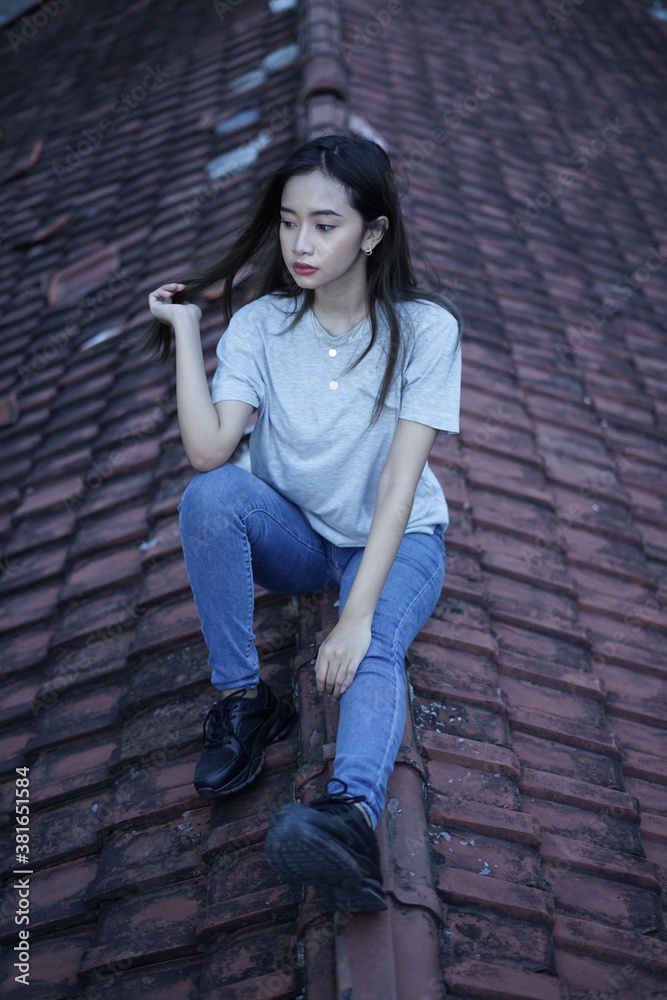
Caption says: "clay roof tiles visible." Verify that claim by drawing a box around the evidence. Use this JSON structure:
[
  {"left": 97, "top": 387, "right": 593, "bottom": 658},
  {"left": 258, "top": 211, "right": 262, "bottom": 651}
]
[{"left": 0, "top": 0, "right": 666, "bottom": 997}]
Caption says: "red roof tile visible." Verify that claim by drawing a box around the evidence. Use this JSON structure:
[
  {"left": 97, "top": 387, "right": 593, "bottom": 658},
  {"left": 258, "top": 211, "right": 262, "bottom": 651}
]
[
  {"left": 28, "top": 691, "right": 121, "bottom": 763},
  {"left": 0, "top": 393, "right": 19, "bottom": 427},
  {"left": 79, "top": 880, "right": 206, "bottom": 974},
  {"left": 68, "top": 503, "right": 148, "bottom": 557},
  {"left": 446, "top": 959, "right": 562, "bottom": 1000},
  {"left": 1, "top": 928, "right": 96, "bottom": 1000},
  {"left": 0, "top": 581, "right": 59, "bottom": 633},
  {"left": 0, "top": 544, "right": 67, "bottom": 595},
  {"left": 439, "top": 866, "right": 555, "bottom": 925},
  {"left": 0, "top": 857, "right": 98, "bottom": 941},
  {"left": 2, "top": 138, "right": 43, "bottom": 183}
]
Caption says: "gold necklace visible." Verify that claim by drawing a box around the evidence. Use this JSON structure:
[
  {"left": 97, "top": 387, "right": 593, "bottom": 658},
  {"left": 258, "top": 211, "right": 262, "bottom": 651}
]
[
  {"left": 311, "top": 309, "right": 367, "bottom": 354},
  {"left": 310, "top": 309, "right": 368, "bottom": 390}
]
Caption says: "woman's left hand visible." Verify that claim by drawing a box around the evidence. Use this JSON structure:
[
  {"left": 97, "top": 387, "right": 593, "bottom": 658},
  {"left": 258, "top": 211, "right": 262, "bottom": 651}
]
[{"left": 315, "top": 616, "right": 372, "bottom": 700}]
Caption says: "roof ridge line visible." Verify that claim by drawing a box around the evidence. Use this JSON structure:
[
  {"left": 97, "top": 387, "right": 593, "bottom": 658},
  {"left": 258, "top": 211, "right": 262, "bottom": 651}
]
[{"left": 298, "top": 0, "right": 350, "bottom": 138}]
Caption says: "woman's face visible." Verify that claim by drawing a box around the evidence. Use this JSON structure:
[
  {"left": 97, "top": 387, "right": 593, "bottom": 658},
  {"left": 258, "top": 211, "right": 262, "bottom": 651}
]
[{"left": 279, "top": 169, "right": 379, "bottom": 294}]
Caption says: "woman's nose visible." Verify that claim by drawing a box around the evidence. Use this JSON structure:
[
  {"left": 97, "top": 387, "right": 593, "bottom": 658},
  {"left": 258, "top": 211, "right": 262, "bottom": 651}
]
[{"left": 293, "top": 227, "right": 313, "bottom": 255}]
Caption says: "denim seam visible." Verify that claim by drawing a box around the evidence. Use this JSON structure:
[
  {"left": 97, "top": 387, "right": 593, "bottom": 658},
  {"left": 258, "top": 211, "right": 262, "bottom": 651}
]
[
  {"left": 240, "top": 507, "right": 347, "bottom": 594},
  {"left": 390, "top": 545, "right": 446, "bottom": 664},
  {"left": 240, "top": 506, "right": 327, "bottom": 556},
  {"left": 361, "top": 650, "right": 406, "bottom": 818},
  {"left": 241, "top": 515, "right": 258, "bottom": 668},
  {"left": 365, "top": 543, "right": 445, "bottom": 810}
]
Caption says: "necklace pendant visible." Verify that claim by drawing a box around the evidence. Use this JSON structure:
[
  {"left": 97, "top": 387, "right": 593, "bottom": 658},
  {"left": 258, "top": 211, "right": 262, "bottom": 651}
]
[
  {"left": 329, "top": 380, "right": 338, "bottom": 391},
  {"left": 328, "top": 348, "right": 337, "bottom": 357}
]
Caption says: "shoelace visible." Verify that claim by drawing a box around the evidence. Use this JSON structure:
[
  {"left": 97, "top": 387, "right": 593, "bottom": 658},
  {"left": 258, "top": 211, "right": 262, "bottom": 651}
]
[
  {"left": 309, "top": 780, "right": 367, "bottom": 814},
  {"left": 202, "top": 692, "right": 249, "bottom": 749}
]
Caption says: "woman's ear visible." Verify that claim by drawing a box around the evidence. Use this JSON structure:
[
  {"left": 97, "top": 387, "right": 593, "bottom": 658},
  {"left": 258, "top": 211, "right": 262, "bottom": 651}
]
[{"left": 363, "top": 216, "right": 389, "bottom": 251}]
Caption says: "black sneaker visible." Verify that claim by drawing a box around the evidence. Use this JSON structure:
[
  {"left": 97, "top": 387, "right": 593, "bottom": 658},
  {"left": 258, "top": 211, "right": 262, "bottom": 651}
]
[
  {"left": 193, "top": 678, "right": 297, "bottom": 798},
  {"left": 264, "top": 785, "right": 387, "bottom": 913}
]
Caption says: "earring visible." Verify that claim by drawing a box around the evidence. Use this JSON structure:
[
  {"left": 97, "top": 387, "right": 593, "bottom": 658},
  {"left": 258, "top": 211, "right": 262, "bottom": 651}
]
[{"left": 363, "top": 244, "right": 373, "bottom": 256}]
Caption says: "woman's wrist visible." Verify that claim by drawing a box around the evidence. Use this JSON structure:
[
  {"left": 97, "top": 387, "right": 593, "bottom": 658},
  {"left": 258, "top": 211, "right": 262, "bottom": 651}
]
[
  {"left": 172, "top": 311, "right": 201, "bottom": 336},
  {"left": 339, "top": 604, "right": 374, "bottom": 627}
]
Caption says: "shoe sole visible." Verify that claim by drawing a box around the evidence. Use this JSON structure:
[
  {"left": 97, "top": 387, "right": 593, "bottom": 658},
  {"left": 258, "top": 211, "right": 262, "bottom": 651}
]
[
  {"left": 265, "top": 808, "right": 388, "bottom": 913},
  {"left": 195, "top": 700, "right": 297, "bottom": 799}
]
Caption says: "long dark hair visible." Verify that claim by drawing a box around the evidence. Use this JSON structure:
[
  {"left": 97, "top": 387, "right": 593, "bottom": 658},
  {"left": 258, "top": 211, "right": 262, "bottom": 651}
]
[{"left": 137, "top": 133, "right": 463, "bottom": 429}]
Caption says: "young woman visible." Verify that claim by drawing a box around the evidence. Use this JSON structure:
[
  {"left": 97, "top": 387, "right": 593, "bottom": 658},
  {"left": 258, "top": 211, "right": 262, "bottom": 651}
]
[{"left": 143, "top": 133, "right": 462, "bottom": 913}]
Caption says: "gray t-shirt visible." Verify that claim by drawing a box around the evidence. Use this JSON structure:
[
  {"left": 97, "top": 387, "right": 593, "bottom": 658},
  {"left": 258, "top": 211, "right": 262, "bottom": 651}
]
[{"left": 210, "top": 292, "right": 461, "bottom": 547}]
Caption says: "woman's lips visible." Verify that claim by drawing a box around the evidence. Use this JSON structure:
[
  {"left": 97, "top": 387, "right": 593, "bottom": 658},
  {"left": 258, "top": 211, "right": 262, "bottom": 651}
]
[{"left": 293, "top": 263, "right": 318, "bottom": 274}]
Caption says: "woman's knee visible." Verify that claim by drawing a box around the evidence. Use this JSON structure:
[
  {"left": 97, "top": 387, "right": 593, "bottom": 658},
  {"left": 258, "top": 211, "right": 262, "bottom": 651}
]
[
  {"left": 356, "top": 638, "right": 405, "bottom": 685},
  {"left": 178, "top": 464, "right": 251, "bottom": 533}
]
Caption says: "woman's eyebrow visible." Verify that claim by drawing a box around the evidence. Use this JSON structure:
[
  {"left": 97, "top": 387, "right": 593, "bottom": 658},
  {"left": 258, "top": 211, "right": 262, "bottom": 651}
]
[{"left": 280, "top": 206, "right": 344, "bottom": 218}]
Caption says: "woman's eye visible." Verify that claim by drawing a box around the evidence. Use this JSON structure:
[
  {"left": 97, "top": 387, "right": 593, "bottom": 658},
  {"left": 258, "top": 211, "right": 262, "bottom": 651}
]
[{"left": 280, "top": 220, "right": 333, "bottom": 232}]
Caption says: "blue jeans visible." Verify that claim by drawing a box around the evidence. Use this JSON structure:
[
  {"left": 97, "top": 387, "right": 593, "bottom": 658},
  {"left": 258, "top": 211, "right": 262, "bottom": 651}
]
[{"left": 178, "top": 464, "right": 446, "bottom": 827}]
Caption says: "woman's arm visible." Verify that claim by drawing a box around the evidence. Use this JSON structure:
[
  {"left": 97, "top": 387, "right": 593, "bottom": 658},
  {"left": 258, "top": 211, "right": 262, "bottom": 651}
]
[
  {"left": 173, "top": 315, "right": 253, "bottom": 470},
  {"left": 315, "top": 419, "right": 439, "bottom": 698},
  {"left": 148, "top": 282, "right": 252, "bottom": 471}
]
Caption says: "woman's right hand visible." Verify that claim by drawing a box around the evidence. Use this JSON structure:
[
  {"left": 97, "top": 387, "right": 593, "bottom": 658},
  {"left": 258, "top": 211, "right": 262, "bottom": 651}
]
[{"left": 148, "top": 283, "right": 202, "bottom": 326}]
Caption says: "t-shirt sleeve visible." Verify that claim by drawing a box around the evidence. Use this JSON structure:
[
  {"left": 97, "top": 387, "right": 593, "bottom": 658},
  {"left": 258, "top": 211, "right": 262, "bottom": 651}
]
[
  {"left": 210, "top": 309, "right": 264, "bottom": 409},
  {"left": 399, "top": 305, "right": 461, "bottom": 432}
]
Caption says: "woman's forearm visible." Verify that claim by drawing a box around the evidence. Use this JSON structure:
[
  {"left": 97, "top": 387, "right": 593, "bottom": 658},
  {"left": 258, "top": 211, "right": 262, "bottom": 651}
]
[
  {"left": 340, "top": 481, "right": 414, "bottom": 625},
  {"left": 172, "top": 316, "right": 223, "bottom": 468}
]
